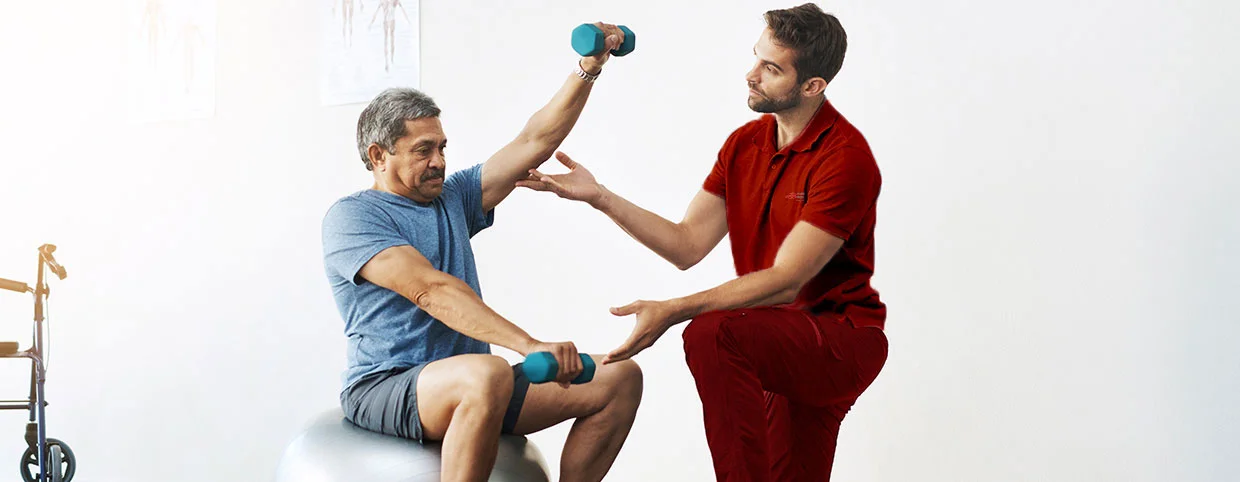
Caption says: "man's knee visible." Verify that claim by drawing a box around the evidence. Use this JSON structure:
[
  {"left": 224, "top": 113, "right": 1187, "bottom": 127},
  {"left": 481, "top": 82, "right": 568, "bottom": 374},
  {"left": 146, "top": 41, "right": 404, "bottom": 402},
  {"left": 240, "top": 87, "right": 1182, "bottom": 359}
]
[
  {"left": 607, "top": 359, "right": 643, "bottom": 403},
  {"left": 682, "top": 310, "right": 739, "bottom": 358},
  {"left": 457, "top": 355, "right": 514, "bottom": 410}
]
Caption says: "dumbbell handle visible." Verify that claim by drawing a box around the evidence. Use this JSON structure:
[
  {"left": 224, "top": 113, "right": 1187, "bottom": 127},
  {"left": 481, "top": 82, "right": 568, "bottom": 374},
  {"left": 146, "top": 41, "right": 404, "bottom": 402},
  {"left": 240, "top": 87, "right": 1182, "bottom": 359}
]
[{"left": 523, "top": 352, "right": 596, "bottom": 384}]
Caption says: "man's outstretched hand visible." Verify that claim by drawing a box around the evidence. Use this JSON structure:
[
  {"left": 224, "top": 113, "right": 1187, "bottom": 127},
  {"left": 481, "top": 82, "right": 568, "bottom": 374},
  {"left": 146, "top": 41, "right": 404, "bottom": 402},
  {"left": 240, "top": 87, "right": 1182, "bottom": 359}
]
[
  {"left": 516, "top": 151, "right": 607, "bottom": 207},
  {"left": 602, "top": 299, "right": 689, "bottom": 364}
]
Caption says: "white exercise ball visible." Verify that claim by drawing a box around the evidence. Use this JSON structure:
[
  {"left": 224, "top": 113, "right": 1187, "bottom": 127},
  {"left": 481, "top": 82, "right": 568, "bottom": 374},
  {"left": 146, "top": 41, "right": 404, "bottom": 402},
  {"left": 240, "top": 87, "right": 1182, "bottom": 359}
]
[{"left": 275, "top": 408, "right": 551, "bottom": 482}]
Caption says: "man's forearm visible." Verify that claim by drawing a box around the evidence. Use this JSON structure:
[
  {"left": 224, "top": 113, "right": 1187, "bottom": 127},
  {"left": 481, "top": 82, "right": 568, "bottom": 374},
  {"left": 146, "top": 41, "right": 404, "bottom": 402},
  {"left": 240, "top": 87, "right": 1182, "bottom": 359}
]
[
  {"left": 409, "top": 275, "right": 537, "bottom": 355},
  {"left": 671, "top": 268, "right": 801, "bottom": 323},
  {"left": 593, "top": 186, "right": 698, "bottom": 269},
  {"left": 521, "top": 63, "right": 600, "bottom": 155}
]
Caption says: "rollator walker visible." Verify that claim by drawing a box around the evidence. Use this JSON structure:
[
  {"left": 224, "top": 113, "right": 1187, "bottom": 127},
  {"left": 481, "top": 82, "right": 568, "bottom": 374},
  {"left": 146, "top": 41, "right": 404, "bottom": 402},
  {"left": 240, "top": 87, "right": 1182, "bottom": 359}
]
[{"left": 0, "top": 244, "right": 76, "bottom": 482}]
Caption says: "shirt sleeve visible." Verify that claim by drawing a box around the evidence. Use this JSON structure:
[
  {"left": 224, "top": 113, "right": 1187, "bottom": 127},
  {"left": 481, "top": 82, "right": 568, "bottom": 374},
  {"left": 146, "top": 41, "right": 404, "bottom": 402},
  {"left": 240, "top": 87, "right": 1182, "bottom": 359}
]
[
  {"left": 800, "top": 148, "right": 881, "bottom": 240},
  {"left": 443, "top": 163, "right": 495, "bottom": 237},
  {"left": 703, "top": 133, "right": 737, "bottom": 198},
  {"left": 322, "top": 198, "right": 410, "bottom": 285}
]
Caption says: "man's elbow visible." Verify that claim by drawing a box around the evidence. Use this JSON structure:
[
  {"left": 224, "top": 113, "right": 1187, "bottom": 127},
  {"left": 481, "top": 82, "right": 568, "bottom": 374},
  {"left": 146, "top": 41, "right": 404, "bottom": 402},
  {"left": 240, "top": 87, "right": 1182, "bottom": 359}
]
[
  {"left": 773, "top": 287, "right": 800, "bottom": 305},
  {"left": 521, "top": 117, "right": 566, "bottom": 153},
  {"left": 410, "top": 280, "right": 452, "bottom": 309},
  {"left": 773, "top": 272, "right": 809, "bottom": 304},
  {"left": 672, "top": 227, "right": 712, "bottom": 271},
  {"left": 674, "top": 253, "right": 705, "bottom": 271}
]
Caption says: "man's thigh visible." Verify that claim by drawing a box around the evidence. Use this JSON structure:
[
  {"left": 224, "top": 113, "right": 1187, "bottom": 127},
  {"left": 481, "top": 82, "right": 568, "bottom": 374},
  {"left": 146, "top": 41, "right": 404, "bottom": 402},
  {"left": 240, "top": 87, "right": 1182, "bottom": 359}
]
[
  {"left": 415, "top": 354, "right": 524, "bottom": 441},
  {"left": 342, "top": 364, "right": 428, "bottom": 441},
  {"left": 689, "top": 306, "right": 887, "bottom": 408},
  {"left": 508, "top": 355, "right": 640, "bottom": 435}
]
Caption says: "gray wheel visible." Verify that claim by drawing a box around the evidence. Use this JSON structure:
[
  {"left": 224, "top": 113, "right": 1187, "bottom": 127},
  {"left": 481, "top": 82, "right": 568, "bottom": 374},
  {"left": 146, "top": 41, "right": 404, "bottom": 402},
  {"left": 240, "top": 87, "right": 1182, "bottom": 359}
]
[
  {"left": 48, "top": 446, "right": 61, "bottom": 482},
  {"left": 19, "top": 438, "right": 74, "bottom": 482}
]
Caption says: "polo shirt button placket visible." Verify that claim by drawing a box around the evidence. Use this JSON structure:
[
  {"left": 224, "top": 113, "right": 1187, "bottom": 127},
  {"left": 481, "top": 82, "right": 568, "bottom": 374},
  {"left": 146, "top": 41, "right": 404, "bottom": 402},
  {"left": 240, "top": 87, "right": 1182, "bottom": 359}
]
[{"left": 765, "top": 154, "right": 783, "bottom": 190}]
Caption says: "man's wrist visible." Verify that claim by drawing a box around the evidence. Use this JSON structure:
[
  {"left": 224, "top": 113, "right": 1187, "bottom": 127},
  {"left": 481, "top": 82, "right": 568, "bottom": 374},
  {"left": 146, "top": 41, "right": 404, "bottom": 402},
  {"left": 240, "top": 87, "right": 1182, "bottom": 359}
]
[
  {"left": 589, "top": 185, "right": 613, "bottom": 211},
  {"left": 511, "top": 335, "right": 540, "bottom": 356},
  {"left": 579, "top": 58, "right": 603, "bottom": 76},
  {"left": 668, "top": 296, "right": 703, "bottom": 326}
]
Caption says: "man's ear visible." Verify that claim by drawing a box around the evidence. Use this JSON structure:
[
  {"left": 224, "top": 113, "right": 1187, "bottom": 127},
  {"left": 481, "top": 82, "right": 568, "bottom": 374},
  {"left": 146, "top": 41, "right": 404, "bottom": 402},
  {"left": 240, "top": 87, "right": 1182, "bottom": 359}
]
[
  {"left": 367, "top": 144, "right": 386, "bottom": 171},
  {"left": 802, "top": 76, "right": 828, "bottom": 97}
]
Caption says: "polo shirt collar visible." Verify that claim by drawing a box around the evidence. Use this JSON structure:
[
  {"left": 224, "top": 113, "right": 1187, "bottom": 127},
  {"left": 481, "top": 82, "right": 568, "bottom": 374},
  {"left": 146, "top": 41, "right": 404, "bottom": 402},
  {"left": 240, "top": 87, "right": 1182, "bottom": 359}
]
[{"left": 753, "top": 98, "right": 840, "bottom": 154}]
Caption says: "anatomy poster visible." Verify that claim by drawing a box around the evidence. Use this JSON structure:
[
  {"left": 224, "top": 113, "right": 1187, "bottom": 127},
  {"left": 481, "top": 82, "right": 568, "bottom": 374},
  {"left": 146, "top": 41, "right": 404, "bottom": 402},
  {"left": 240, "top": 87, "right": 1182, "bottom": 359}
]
[
  {"left": 128, "top": 0, "right": 217, "bottom": 122},
  {"left": 320, "top": 0, "right": 421, "bottom": 106}
]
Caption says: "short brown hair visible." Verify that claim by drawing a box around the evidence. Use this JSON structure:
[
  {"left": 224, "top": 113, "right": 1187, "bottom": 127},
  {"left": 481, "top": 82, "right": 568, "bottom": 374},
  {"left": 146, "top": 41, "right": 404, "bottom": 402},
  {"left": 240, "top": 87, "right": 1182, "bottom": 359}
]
[{"left": 763, "top": 3, "right": 848, "bottom": 85}]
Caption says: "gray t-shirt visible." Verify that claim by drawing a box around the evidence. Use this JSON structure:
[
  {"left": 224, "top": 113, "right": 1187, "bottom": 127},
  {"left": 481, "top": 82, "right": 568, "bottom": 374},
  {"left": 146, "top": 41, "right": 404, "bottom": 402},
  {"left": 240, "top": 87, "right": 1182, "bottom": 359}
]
[{"left": 321, "top": 164, "right": 494, "bottom": 392}]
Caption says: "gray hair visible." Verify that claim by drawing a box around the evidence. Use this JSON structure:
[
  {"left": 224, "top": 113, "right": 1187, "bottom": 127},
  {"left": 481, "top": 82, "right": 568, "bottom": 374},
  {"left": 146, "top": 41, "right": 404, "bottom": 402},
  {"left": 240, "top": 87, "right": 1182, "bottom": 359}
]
[{"left": 356, "top": 88, "right": 442, "bottom": 171}]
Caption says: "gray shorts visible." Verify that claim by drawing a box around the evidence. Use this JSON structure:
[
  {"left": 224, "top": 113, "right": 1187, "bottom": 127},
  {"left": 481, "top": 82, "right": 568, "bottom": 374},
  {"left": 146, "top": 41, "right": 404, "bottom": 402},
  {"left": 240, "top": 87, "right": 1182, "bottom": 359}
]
[{"left": 341, "top": 361, "right": 531, "bottom": 443}]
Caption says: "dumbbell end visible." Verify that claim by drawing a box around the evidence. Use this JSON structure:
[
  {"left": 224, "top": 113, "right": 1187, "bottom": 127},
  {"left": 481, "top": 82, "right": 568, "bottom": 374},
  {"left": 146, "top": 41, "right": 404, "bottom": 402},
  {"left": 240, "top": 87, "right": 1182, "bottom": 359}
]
[
  {"left": 613, "top": 25, "right": 636, "bottom": 57},
  {"left": 522, "top": 352, "right": 558, "bottom": 384},
  {"left": 571, "top": 24, "right": 606, "bottom": 57},
  {"left": 573, "top": 355, "right": 597, "bottom": 384}
]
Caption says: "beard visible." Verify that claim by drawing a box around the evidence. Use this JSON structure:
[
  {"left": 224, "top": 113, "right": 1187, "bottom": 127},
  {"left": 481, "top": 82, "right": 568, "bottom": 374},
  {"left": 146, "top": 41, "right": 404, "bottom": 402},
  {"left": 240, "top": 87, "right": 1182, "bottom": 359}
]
[
  {"left": 420, "top": 167, "right": 444, "bottom": 182},
  {"left": 748, "top": 86, "right": 801, "bottom": 113}
]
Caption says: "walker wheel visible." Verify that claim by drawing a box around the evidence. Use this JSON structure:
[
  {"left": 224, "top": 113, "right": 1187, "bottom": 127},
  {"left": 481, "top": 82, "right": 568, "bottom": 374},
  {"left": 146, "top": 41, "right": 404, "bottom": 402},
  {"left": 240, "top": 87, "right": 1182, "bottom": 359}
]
[{"left": 19, "top": 438, "right": 74, "bottom": 482}]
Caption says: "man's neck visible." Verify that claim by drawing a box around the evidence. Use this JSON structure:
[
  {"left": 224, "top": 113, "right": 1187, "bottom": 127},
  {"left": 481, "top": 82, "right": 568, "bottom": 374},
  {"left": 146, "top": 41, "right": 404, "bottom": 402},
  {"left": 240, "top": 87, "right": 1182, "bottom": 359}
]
[
  {"left": 772, "top": 96, "right": 825, "bottom": 151},
  {"left": 372, "top": 179, "right": 426, "bottom": 204}
]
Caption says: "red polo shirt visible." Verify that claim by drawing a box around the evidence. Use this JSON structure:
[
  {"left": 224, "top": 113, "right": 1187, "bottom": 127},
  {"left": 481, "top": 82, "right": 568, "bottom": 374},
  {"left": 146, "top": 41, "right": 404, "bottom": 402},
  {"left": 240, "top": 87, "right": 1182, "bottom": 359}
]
[{"left": 703, "top": 99, "right": 886, "bottom": 329}]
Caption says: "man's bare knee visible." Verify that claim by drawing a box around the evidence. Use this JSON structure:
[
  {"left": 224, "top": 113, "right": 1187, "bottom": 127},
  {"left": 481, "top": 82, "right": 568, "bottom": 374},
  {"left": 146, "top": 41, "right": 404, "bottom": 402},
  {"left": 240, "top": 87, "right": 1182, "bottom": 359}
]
[
  {"left": 608, "top": 359, "right": 643, "bottom": 402},
  {"left": 584, "top": 359, "right": 642, "bottom": 415},
  {"left": 458, "top": 355, "right": 514, "bottom": 410}
]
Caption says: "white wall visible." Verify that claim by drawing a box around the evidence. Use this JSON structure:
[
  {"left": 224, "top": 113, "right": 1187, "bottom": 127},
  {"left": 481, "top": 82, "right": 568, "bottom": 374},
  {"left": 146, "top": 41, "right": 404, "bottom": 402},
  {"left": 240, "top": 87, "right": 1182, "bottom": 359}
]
[{"left": 1, "top": 0, "right": 1237, "bottom": 481}]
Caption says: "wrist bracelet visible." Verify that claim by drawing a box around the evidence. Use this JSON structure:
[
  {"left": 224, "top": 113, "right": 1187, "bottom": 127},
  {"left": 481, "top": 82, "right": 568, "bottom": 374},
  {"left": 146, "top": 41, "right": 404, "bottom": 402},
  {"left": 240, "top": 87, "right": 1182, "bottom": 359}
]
[{"left": 574, "top": 60, "right": 600, "bottom": 83}]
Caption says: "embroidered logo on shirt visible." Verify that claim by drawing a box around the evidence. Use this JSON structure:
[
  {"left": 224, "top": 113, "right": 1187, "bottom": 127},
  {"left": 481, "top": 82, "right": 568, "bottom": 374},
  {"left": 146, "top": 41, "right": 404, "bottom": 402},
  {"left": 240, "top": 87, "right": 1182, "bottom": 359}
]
[{"left": 785, "top": 191, "right": 806, "bottom": 202}]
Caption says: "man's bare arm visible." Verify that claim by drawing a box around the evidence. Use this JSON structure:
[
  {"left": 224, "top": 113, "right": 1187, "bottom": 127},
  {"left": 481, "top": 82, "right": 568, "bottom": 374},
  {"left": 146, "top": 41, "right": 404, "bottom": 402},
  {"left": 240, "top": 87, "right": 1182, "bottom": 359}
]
[{"left": 358, "top": 245, "right": 538, "bottom": 355}]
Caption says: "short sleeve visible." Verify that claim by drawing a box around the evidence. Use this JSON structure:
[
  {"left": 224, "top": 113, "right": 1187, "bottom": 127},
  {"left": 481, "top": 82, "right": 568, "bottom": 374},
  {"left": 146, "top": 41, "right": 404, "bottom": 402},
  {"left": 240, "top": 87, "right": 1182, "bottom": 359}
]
[
  {"left": 800, "top": 149, "right": 880, "bottom": 240},
  {"left": 322, "top": 198, "right": 410, "bottom": 285},
  {"left": 703, "top": 134, "right": 737, "bottom": 198},
  {"left": 443, "top": 163, "right": 494, "bottom": 237}
]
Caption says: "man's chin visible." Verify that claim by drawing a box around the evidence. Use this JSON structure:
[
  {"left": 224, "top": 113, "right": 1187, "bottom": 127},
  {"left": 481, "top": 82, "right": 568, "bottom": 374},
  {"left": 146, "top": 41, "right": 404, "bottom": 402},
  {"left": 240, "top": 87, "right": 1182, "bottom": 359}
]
[
  {"left": 748, "top": 97, "right": 797, "bottom": 114},
  {"left": 749, "top": 100, "right": 775, "bottom": 114}
]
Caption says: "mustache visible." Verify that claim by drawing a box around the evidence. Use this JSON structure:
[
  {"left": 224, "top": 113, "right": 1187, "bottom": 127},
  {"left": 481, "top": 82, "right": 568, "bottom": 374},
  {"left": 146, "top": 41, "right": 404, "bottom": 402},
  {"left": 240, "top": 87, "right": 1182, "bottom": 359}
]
[{"left": 420, "top": 168, "right": 445, "bottom": 182}]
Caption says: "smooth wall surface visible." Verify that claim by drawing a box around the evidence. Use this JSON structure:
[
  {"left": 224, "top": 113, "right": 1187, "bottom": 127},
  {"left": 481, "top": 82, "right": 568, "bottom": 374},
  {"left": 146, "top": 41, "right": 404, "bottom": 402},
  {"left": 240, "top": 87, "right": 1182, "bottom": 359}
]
[{"left": 0, "top": 1, "right": 1236, "bottom": 480}]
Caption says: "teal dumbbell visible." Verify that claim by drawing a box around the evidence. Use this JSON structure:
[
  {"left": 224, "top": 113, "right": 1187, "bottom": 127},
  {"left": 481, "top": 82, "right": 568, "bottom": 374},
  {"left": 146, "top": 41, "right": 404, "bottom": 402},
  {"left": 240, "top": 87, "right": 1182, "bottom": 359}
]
[
  {"left": 523, "top": 352, "right": 596, "bottom": 384},
  {"left": 571, "top": 24, "right": 636, "bottom": 57}
]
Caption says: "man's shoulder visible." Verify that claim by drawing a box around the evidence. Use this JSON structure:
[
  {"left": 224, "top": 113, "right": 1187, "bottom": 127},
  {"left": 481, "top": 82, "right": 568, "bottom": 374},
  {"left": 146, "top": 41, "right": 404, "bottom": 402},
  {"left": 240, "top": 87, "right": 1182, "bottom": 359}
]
[
  {"left": 728, "top": 115, "right": 774, "bottom": 143},
  {"left": 821, "top": 113, "right": 875, "bottom": 161},
  {"left": 322, "top": 190, "right": 410, "bottom": 233},
  {"left": 325, "top": 190, "right": 379, "bottom": 217}
]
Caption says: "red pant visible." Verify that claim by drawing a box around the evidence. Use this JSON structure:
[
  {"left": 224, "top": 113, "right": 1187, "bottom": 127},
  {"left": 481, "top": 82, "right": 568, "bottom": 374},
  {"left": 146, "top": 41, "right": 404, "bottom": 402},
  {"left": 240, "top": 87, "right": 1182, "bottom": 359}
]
[{"left": 683, "top": 307, "right": 888, "bottom": 482}]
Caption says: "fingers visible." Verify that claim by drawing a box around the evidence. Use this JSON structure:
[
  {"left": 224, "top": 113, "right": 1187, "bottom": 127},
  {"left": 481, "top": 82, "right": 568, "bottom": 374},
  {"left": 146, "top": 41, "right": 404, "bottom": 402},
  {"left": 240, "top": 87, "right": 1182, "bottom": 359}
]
[
  {"left": 515, "top": 180, "right": 550, "bottom": 191},
  {"left": 540, "top": 176, "right": 568, "bottom": 193},
  {"left": 593, "top": 22, "right": 625, "bottom": 49},
  {"left": 526, "top": 169, "right": 568, "bottom": 193},
  {"left": 555, "top": 151, "right": 578, "bottom": 169},
  {"left": 610, "top": 301, "right": 640, "bottom": 317},
  {"left": 555, "top": 342, "right": 582, "bottom": 385},
  {"left": 604, "top": 334, "right": 646, "bottom": 364}
]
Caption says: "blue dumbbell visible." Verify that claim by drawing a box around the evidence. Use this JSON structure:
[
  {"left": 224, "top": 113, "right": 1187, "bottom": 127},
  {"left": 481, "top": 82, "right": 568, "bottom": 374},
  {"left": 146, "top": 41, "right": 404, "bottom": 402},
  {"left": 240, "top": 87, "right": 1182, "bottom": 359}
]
[
  {"left": 571, "top": 24, "right": 636, "bottom": 57},
  {"left": 523, "top": 352, "right": 596, "bottom": 384}
]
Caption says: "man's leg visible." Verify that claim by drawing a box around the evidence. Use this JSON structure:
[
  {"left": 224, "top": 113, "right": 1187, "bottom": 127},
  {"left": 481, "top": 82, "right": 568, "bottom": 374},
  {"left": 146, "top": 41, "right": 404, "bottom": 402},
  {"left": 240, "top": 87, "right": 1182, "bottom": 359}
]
[
  {"left": 765, "top": 316, "right": 887, "bottom": 481},
  {"left": 681, "top": 307, "right": 888, "bottom": 482},
  {"left": 510, "top": 356, "right": 643, "bottom": 482},
  {"left": 765, "top": 392, "right": 843, "bottom": 481},
  {"left": 415, "top": 354, "right": 516, "bottom": 482}
]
